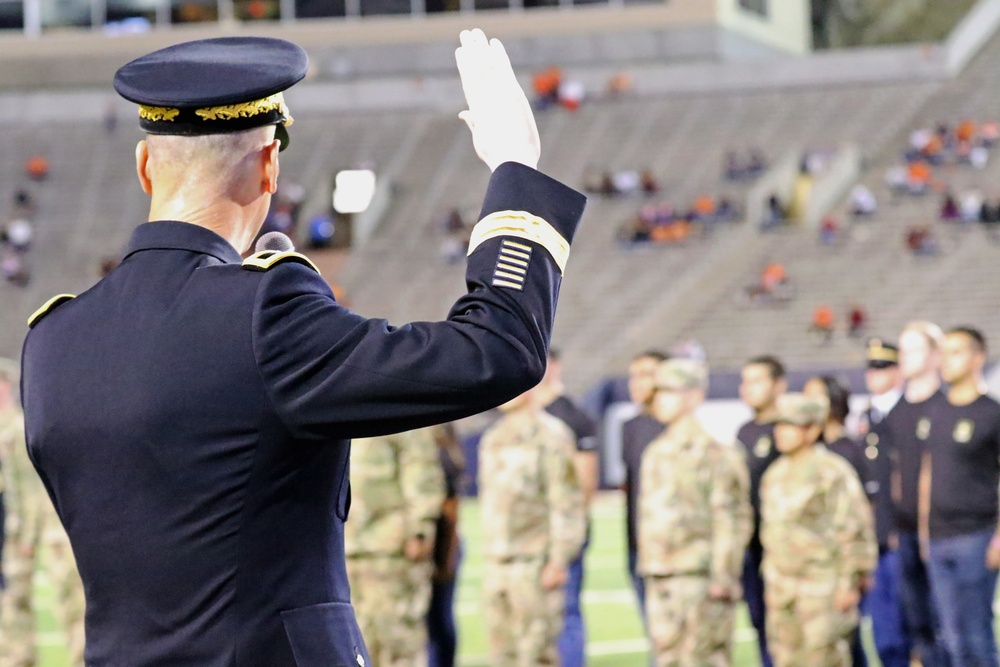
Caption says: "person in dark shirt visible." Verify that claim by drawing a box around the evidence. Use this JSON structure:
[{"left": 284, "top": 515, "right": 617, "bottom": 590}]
[
  {"left": 804, "top": 373, "right": 870, "bottom": 667},
  {"left": 889, "top": 321, "right": 950, "bottom": 667},
  {"left": 925, "top": 327, "right": 1000, "bottom": 666},
  {"left": 427, "top": 424, "right": 465, "bottom": 667},
  {"left": 539, "top": 350, "right": 598, "bottom": 667},
  {"left": 857, "top": 339, "right": 912, "bottom": 667},
  {"left": 620, "top": 349, "right": 668, "bottom": 617},
  {"left": 736, "top": 355, "right": 787, "bottom": 667}
]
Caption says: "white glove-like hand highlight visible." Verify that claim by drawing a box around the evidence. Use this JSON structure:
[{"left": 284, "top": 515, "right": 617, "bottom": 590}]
[{"left": 455, "top": 28, "right": 541, "bottom": 172}]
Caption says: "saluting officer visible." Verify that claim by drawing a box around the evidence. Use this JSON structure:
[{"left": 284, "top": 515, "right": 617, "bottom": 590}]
[{"left": 19, "top": 31, "right": 585, "bottom": 666}]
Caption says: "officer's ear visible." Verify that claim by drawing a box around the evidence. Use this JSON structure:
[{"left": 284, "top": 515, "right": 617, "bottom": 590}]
[
  {"left": 135, "top": 140, "right": 153, "bottom": 195},
  {"left": 261, "top": 138, "right": 280, "bottom": 196}
]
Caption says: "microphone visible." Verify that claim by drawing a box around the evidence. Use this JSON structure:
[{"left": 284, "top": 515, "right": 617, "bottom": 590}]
[{"left": 255, "top": 232, "right": 295, "bottom": 253}]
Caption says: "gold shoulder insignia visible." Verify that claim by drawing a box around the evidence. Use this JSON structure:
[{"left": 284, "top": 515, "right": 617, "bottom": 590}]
[
  {"left": 28, "top": 294, "right": 76, "bottom": 328},
  {"left": 241, "top": 250, "right": 320, "bottom": 274}
]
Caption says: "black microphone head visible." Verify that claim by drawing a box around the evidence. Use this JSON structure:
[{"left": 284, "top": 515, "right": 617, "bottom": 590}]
[{"left": 255, "top": 231, "right": 295, "bottom": 253}]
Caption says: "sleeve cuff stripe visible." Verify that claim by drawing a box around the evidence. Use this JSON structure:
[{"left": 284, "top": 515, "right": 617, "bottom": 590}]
[{"left": 468, "top": 210, "right": 571, "bottom": 274}]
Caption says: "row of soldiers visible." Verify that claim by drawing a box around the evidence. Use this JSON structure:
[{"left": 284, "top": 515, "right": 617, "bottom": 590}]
[{"left": 620, "top": 322, "right": 1000, "bottom": 667}]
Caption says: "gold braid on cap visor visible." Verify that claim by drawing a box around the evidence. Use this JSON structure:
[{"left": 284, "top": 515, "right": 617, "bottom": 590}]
[{"left": 138, "top": 92, "right": 293, "bottom": 126}]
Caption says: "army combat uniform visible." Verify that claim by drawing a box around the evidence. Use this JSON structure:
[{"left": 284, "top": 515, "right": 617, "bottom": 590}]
[
  {"left": 761, "top": 398, "right": 877, "bottom": 667},
  {"left": 0, "top": 402, "right": 85, "bottom": 667},
  {"left": 345, "top": 427, "right": 446, "bottom": 667},
  {"left": 479, "top": 409, "right": 586, "bottom": 667},
  {"left": 638, "top": 414, "right": 753, "bottom": 667}
]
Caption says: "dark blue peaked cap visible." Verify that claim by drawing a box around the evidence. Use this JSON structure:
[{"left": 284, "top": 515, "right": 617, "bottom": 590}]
[{"left": 114, "top": 37, "right": 309, "bottom": 151}]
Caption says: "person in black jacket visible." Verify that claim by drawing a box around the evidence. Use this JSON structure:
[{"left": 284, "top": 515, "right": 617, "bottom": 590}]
[{"left": 20, "top": 31, "right": 586, "bottom": 667}]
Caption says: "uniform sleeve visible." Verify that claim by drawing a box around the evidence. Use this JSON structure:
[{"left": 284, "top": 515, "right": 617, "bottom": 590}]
[
  {"left": 832, "top": 466, "right": 878, "bottom": 593},
  {"left": 253, "top": 163, "right": 586, "bottom": 441},
  {"left": 3, "top": 424, "right": 47, "bottom": 550},
  {"left": 709, "top": 444, "right": 753, "bottom": 591},
  {"left": 397, "top": 428, "right": 447, "bottom": 542},
  {"left": 544, "top": 424, "right": 586, "bottom": 568}
]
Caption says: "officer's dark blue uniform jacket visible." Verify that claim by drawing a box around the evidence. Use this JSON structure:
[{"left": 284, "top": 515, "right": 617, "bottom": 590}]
[{"left": 20, "top": 162, "right": 585, "bottom": 666}]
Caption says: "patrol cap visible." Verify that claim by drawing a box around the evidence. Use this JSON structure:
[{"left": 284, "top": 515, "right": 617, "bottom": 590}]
[
  {"left": 773, "top": 393, "right": 829, "bottom": 426},
  {"left": 113, "top": 37, "right": 309, "bottom": 151},
  {"left": 866, "top": 338, "right": 899, "bottom": 369},
  {"left": 653, "top": 358, "right": 708, "bottom": 392}
]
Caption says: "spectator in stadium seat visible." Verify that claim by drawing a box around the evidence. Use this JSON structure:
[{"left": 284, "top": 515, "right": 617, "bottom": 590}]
[
  {"left": 760, "top": 194, "right": 786, "bottom": 231},
  {"left": 848, "top": 304, "right": 867, "bottom": 338},
  {"left": 819, "top": 216, "right": 840, "bottom": 246},
  {"left": 980, "top": 120, "right": 999, "bottom": 147},
  {"left": 961, "top": 189, "right": 983, "bottom": 223},
  {"left": 1, "top": 248, "right": 28, "bottom": 287},
  {"left": 532, "top": 67, "right": 561, "bottom": 110},
  {"left": 810, "top": 305, "right": 835, "bottom": 343},
  {"left": 3, "top": 218, "right": 32, "bottom": 253},
  {"left": 850, "top": 184, "right": 878, "bottom": 217},
  {"left": 24, "top": 156, "right": 49, "bottom": 181},
  {"left": 640, "top": 170, "right": 660, "bottom": 196},
  {"left": 906, "top": 226, "right": 940, "bottom": 257},
  {"left": 907, "top": 160, "right": 931, "bottom": 195},
  {"left": 939, "top": 192, "right": 960, "bottom": 222}
]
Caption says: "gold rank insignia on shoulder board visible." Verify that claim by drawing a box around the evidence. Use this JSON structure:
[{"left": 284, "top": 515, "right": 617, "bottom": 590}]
[
  {"left": 242, "top": 250, "right": 320, "bottom": 274},
  {"left": 28, "top": 293, "right": 76, "bottom": 328},
  {"left": 953, "top": 419, "right": 975, "bottom": 444}
]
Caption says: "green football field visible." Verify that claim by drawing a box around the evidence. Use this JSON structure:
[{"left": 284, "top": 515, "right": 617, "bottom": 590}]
[{"left": 33, "top": 493, "right": 879, "bottom": 666}]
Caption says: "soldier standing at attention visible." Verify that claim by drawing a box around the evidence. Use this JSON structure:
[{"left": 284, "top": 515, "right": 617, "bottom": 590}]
[
  {"left": 761, "top": 394, "right": 877, "bottom": 667},
  {"left": 925, "top": 327, "right": 1000, "bottom": 666},
  {"left": 620, "top": 350, "right": 669, "bottom": 617},
  {"left": 857, "top": 340, "right": 912, "bottom": 667},
  {"left": 736, "top": 355, "right": 787, "bottom": 667},
  {"left": 0, "top": 359, "right": 85, "bottom": 667},
  {"left": 889, "top": 321, "right": 949, "bottom": 667},
  {"left": 345, "top": 427, "right": 445, "bottom": 667},
  {"left": 639, "top": 358, "right": 752, "bottom": 666},
  {"left": 536, "top": 349, "right": 598, "bottom": 667},
  {"left": 479, "top": 386, "right": 586, "bottom": 667}
]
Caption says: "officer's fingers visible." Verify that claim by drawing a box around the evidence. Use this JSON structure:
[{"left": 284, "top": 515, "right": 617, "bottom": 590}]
[{"left": 456, "top": 46, "right": 488, "bottom": 108}]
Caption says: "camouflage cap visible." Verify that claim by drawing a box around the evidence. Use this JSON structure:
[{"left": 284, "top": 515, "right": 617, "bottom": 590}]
[
  {"left": 654, "top": 358, "right": 708, "bottom": 392},
  {"left": 773, "top": 393, "right": 829, "bottom": 426}
]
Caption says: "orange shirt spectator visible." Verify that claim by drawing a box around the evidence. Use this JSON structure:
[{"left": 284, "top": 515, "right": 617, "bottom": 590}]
[
  {"left": 694, "top": 195, "right": 715, "bottom": 217},
  {"left": 532, "top": 67, "right": 561, "bottom": 100},
  {"left": 761, "top": 262, "right": 785, "bottom": 291},
  {"left": 957, "top": 120, "right": 976, "bottom": 143},
  {"left": 812, "top": 305, "right": 835, "bottom": 331},
  {"left": 25, "top": 155, "right": 49, "bottom": 181},
  {"left": 908, "top": 160, "right": 931, "bottom": 188}
]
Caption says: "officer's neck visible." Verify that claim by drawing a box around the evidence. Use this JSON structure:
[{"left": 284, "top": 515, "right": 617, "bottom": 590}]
[
  {"left": 948, "top": 375, "right": 985, "bottom": 407},
  {"left": 148, "top": 195, "right": 263, "bottom": 255}
]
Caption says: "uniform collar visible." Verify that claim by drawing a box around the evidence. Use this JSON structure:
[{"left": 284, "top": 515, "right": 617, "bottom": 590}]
[{"left": 123, "top": 221, "right": 243, "bottom": 264}]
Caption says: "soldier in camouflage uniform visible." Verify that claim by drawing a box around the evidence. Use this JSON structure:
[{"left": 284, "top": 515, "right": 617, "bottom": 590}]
[
  {"left": 479, "top": 386, "right": 586, "bottom": 667},
  {"left": 638, "top": 358, "right": 753, "bottom": 667},
  {"left": 345, "top": 426, "right": 446, "bottom": 667},
  {"left": 0, "top": 359, "right": 85, "bottom": 667},
  {"left": 760, "top": 394, "right": 878, "bottom": 667}
]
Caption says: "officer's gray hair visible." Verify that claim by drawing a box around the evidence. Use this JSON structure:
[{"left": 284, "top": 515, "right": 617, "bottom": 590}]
[{"left": 146, "top": 126, "right": 275, "bottom": 191}]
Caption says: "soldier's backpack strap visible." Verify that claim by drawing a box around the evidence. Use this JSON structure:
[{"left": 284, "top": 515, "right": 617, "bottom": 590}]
[
  {"left": 28, "top": 294, "right": 75, "bottom": 328},
  {"left": 242, "top": 250, "right": 320, "bottom": 274}
]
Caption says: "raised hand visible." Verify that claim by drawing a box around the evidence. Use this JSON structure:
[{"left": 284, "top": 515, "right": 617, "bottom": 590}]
[{"left": 455, "top": 29, "right": 541, "bottom": 172}]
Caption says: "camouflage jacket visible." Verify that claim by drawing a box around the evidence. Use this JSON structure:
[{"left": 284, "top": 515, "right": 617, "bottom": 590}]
[
  {"left": 761, "top": 444, "right": 877, "bottom": 595},
  {"left": 345, "top": 426, "right": 446, "bottom": 557},
  {"left": 478, "top": 409, "right": 585, "bottom": 566},
  {"left": 637, "top": 415, "right": 752, "bottom": 589},
  {"left": 0, "top": 406, "right": 47, "bottom": 548}
]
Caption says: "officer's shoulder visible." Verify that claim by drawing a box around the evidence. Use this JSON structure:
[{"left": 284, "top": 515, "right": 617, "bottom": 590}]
[
  {"left": 242, "top": 250, "right": 320, "bottom": 274},
  {"left": 27, "top": 293, "right": 76, "bottom": 329},
  {"left": 537, "top": 410, "right": 574, "bottom": 441},
  {"left": 818, "top": 448, "right": 859, "bottom": 482}
]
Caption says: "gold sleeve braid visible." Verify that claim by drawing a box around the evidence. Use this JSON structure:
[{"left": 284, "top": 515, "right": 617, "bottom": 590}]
[{"left": 467, "top": 210, "right": 570, "bottom": 274}]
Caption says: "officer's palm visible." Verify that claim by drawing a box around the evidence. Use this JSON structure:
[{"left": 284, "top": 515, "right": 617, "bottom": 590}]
[{"left": 456, "top": 29, "right": 540, "bottom": 172}]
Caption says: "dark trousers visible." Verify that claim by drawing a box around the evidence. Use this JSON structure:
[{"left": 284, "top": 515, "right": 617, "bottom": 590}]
[
  {"left": 928, "top": 529, "right": 999, "bottom": 667},
  {"left": 865, "top": 549, "right": 912, "bottom": 667},
  {"left": 898, "top": 530, "right": 950, "bottom": 667},
  {"left": 627, "top": 546, "right": 646, "bottom": 621},
  {"left": 742, "top": 543, "right": 773, "bottom": 667},
  {"left": 427, "top": 544, "right": 462, "bottom": 667},
  {"left": 558, "top": 538, "right": 589, "bottom": 667}
]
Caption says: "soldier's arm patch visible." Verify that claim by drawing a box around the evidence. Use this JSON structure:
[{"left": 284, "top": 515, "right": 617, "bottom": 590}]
[
  {"left": 27, "top": 294, "right": 76, "bottom": 328},
  {"left": 242, "top": 250, "right": 320, "bottom": 274}
]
